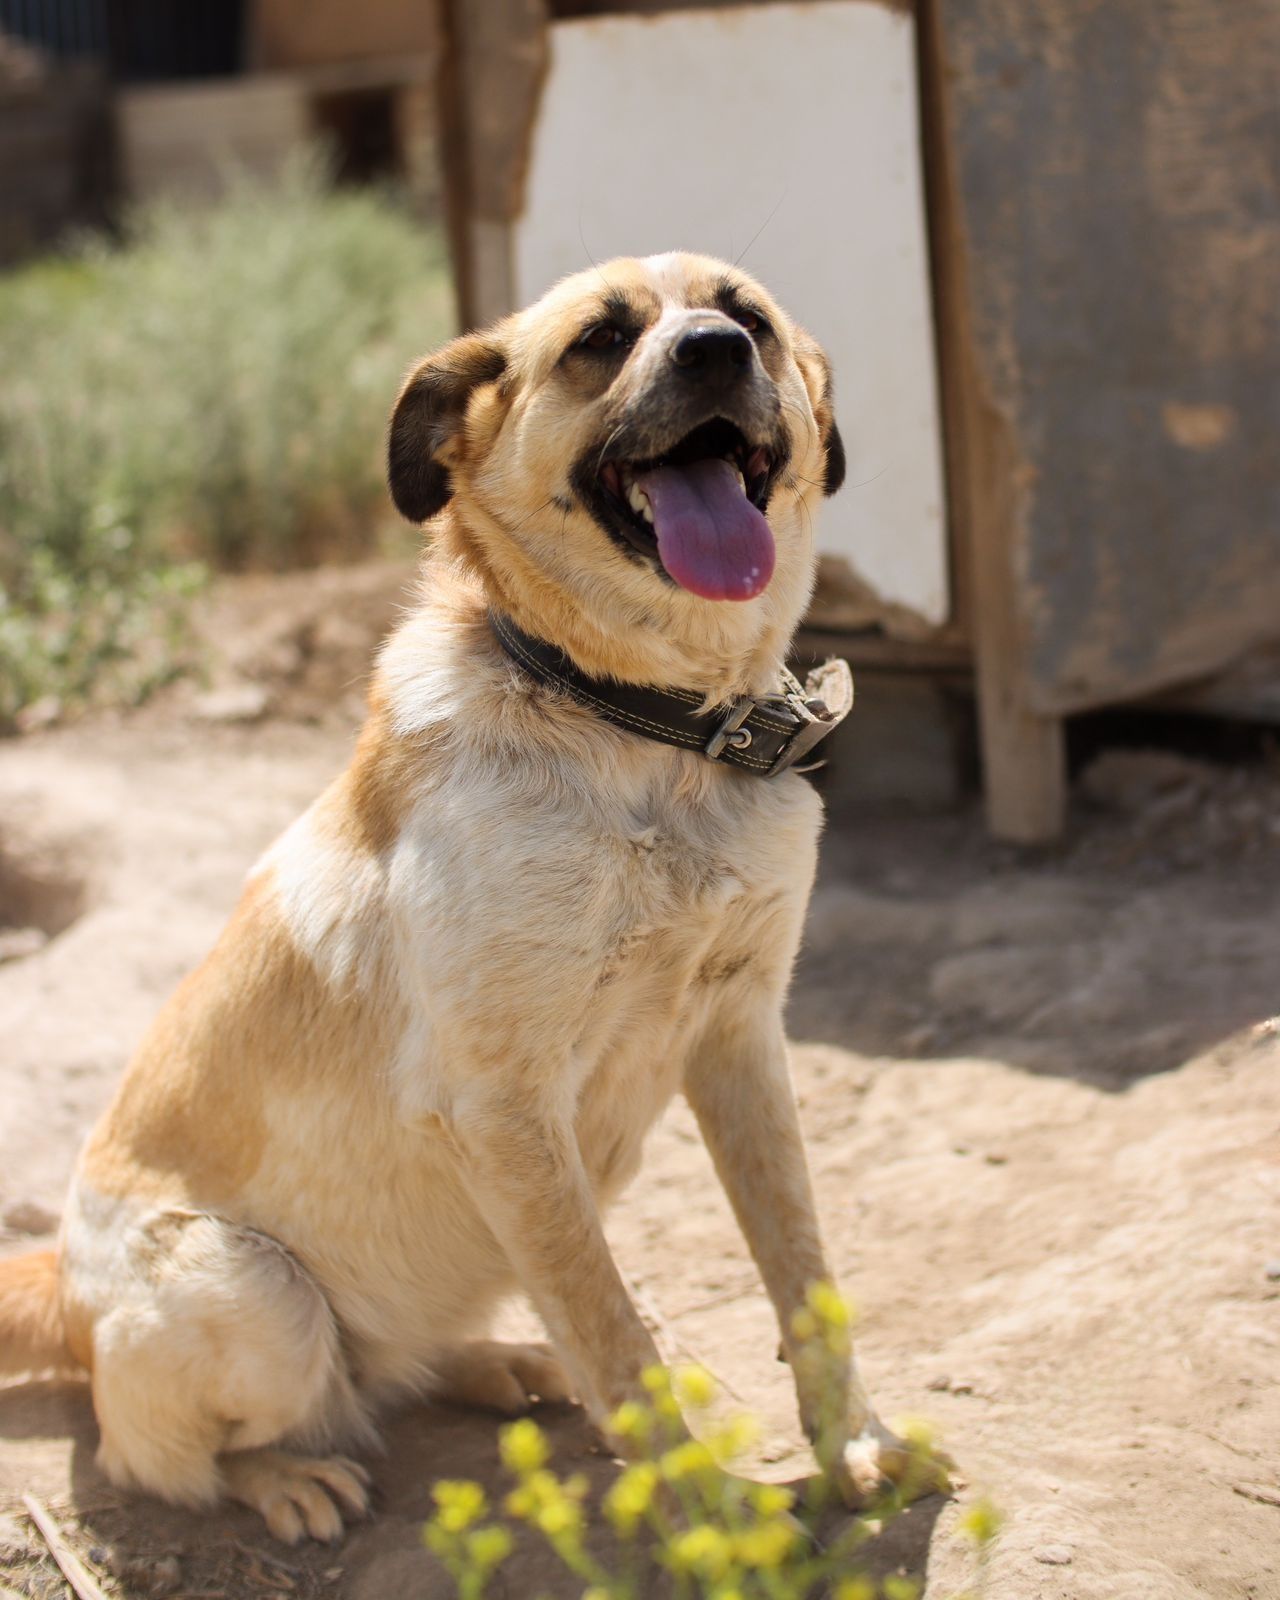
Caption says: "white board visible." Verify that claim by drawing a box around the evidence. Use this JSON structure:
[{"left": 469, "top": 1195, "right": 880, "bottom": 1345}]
[{"left": 513, "top": 2, "right": 948, "bottom": 626}]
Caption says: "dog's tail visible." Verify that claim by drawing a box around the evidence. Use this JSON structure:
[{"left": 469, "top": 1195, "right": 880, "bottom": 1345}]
[{"left": 0, "top": 1250, "right": 76, "bottom": 1377}]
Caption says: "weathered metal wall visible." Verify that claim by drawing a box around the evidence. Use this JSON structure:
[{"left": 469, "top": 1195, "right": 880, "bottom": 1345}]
[{"left": 940, "top": 0, "right": 1280, "bottom": 715}]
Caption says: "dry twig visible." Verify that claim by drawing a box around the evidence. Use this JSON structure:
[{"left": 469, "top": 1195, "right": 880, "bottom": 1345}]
[{"left": 21, "top": 1494, "right": 111, "bottom": 1600}]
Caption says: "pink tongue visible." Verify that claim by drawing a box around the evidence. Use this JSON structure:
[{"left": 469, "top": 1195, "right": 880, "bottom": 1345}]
[{"left": 635, "top": 458, "right": 775, "bottom": 601}]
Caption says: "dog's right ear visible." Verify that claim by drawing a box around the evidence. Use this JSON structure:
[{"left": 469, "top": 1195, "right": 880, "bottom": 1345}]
[
  {"left": 792, "top": 330, "right": 846, "bottom": 498},
  {"left": 387, "top": 332, "right": 507, "bottom": 523}
]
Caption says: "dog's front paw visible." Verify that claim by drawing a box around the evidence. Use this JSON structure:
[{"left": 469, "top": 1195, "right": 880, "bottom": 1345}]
[
  {"left": 431, "top": 1340, "right": 574, "bottom": 1416},
  {"left": 836, "top": 1415, "right": 953, "bottom": 1510}
]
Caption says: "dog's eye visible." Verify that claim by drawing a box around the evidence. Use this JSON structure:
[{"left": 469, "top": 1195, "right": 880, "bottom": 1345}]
[
  {"left": 579, "top": 322, "right": 625, "bottom": 350},
  {"left": 732, "top": 309, "right": 764, "bottom": 335}
]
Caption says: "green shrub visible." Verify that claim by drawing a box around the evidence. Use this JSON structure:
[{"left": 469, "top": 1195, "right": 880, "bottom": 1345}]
[{"left": 0, "top": 149, "right": 452, "bottom": 725}]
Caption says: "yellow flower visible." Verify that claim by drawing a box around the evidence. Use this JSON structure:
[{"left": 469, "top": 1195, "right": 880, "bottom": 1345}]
[
  {"left": 464, "top": 1525, "right": 512, "bottom": 1571},
  {"left": 890, "top": 1413, "right": 938, "bottom": 1453},
  {"left": 504, "top": 1484, "right": 533, "bottom": 1519},
  {"left": 708, "top": 1412, "right": 760, "bottom": 1465},
  {"left": 883, "top": 1577, "right": 920, "bottom": 1600},
  {"left": 430, "top": 1479, "right": 487, "bottom": 1532},
  {"left": 506, "top": 1462, "right": 588, "bottom": 1547},
  {"left": 660, "top": 1439, "right": 718, "bottom": 1483},
  {"left": 748, "top": 1483, "right": 795, "bottom": 1518},
  {"left": 534, "top": 1496, "right": 581, "bottom": 1539},
  {"left": 499, "top": 1416, "right": 549, "bottom": 1475},
  {"left": 604, "top": 1461, "right": 660, "bottom": 1535},
  {"left": 734, "top": 1519, "right": 799, "bottom": 1569},
  {"left": 834, "top": 1580, "right": 875, "bottom": 1600},
  {"left": 958, "top": 1496, "right": 1003, "bottom": 1546},
  {"left": 606, "top": 1399, "right": 653, "bottom": 1443},
  {"left": 669, "top": 1523, "right": 732, "bottom": 1581},
  {"left": 801, "top": 1281, "right": 854, "bottom": 1356},
  {"left": 673, "top": 1364, "right": 718, "bottom": 1410},
  {"left": 504, "top": 1468, "right": 559, "bottom": 1521},
  {"left": 806, "top": 1280, "right": 853, "bottom": 1330},
  {"left": 640, "top": 1366, "right": 682, "bottom": 1423}
]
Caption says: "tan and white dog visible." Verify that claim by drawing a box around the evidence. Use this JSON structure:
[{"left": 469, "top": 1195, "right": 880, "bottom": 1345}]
[{"left": 0, "top": 254, "right": 939, "bottom": 1542}]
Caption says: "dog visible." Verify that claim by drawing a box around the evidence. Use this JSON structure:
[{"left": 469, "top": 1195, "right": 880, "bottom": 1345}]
[{"left": 0, "top": 253, "right": 940, "bottom": 1541}]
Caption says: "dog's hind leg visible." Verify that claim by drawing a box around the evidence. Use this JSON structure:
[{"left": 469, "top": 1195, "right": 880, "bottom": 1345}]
[
  {"left": 82, "top": 1209, "right": 374, "bottom": 1541},
  {"left": 220, "top": 1449, "right": 371, "bottom": 1544}
]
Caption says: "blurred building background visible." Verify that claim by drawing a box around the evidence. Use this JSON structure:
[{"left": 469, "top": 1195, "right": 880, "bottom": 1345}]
[
  {"left": 1, "top": 0, "right": 1276, "bottom": 842},
  {"left": 0, "top": 0, "right": 441, "bottom": 255}
]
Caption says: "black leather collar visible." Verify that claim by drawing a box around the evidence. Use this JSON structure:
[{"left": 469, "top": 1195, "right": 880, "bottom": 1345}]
[{"left": 490, "top": 611, "right": 854, "bottom": 779}]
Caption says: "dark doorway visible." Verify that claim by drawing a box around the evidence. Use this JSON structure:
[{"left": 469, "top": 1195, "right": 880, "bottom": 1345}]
[{"left": 311, "top": 88, "right": 400, "bottom": 186}]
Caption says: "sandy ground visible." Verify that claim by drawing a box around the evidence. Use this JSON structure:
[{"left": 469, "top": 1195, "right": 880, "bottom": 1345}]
[{"left": 1, "top": 563, "right": 1278, "bottom": 1600}]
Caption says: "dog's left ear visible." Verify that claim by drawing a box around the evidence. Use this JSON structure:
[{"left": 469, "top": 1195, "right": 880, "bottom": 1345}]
[
  {"left": 387, "top": 331, "right": 508, "bottom": 523},
  {"left": 793, "top": 333, "right": 846, "bottom": 497}
]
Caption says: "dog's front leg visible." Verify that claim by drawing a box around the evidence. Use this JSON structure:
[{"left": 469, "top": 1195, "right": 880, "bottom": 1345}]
[
  {"left": 685, "top": 1010, "right": 945, "bottom": 1506},
  {"left": 451, "top": 1085, "right": 663, "bottom": 1429}
]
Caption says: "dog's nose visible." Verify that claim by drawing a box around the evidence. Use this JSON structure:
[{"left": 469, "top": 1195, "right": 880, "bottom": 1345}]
[{"left": 670, "top": 321, "right": 753, "bottom": 382}]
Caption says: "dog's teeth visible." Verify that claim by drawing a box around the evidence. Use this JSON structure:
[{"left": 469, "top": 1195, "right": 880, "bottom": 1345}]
[
  {"left": 734, "top": 468, "right": 746, "bottom": 491},
  {"left": 641, "top": 504, "right": 654, "bottom": 524},
  {"left": 627, "top": 481, "right": 651, "bottom": 515}
]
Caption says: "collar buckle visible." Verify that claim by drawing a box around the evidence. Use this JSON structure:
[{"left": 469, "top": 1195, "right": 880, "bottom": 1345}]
[
  {"left": 761, "top": 661, "right": 856, "bottom": 777},
  {"left": 704, "top": 660, "right": 854, "bottom": 776},
  {"left": 704, "top": 696, "right": 756, "bottom": 761},
  {"left": 764, "top": 692, "right": 836, "bottom": 776}
]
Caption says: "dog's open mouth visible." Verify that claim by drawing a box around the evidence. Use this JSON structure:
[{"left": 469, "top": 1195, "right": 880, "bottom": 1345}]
[{"left": 594, "top": 418, "right": 778, "bottom": 601}]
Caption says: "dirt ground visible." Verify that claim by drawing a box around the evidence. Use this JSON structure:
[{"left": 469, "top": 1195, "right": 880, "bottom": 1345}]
[{"left": 1, "top": 562, "right": 1277, "bottom": 1600}]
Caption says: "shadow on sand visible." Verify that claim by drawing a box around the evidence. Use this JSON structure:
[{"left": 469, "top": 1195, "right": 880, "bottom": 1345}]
[{"left": 0, "top": 1378, "right": 946, "bottom": 1599}]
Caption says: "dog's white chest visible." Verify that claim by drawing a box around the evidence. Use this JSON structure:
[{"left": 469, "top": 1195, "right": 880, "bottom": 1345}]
[{"left": 563, "top": 788, "right": 815, "bottom": 1161}]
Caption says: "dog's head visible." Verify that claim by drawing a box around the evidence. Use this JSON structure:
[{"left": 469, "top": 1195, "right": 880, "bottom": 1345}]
[{"left": 388, "top": 253, "right": 843, "bottom": 687}]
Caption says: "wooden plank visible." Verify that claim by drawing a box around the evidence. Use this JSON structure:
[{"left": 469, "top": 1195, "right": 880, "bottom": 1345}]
[
  {"left": 253, "top": 0, "right": 443, "bottom": 71},
  {"left": 292, "top": 54, "right": 440, "bottom": 93},
  {"left": 794, "top": 626, "right": 970, "bottom": 677},
  {"left": 549, "top": 0, "right": 912, "bottom": 13}
]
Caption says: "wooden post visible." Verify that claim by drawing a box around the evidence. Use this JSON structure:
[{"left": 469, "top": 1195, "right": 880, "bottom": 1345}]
[
  {"left": 438, "top": 0, "right": 547, "bottom": 329},
  {"left": 917, "top": 0, "right": 1066, "bottom": 842}
]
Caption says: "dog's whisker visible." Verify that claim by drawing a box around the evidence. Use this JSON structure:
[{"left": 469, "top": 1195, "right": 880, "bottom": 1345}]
[
  {"left": 578, "top": 209, "right": 613, "bottom": 294},
  {"left": 592, "top": 423, "right": 627, "bottom": 475},
  {"left": 733, "top": 188, "right": 788, "bottom": 269}
]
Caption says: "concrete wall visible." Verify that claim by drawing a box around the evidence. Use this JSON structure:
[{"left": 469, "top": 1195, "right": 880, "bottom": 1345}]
[{"left": 512, "top": 2, "right": 949, "bottom": 629}]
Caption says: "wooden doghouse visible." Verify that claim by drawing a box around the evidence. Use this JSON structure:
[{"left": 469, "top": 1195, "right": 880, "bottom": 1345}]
[{"left": 439, "top": 0, "right": 1280, "bottom": 839}]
